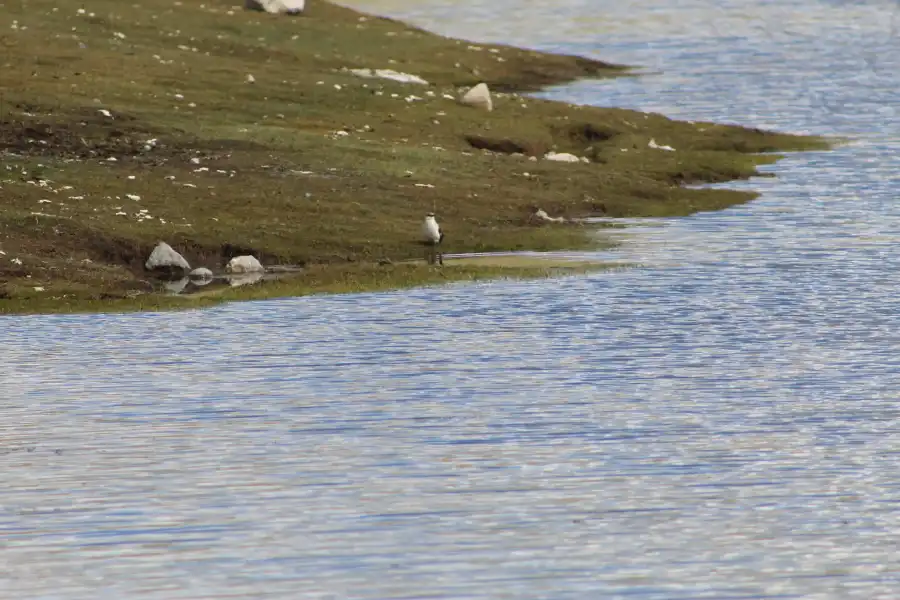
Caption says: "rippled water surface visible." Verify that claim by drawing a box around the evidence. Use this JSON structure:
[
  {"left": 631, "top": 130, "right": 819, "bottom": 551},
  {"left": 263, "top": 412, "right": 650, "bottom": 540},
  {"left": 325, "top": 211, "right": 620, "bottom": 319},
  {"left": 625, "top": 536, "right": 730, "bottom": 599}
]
[{"left": 6, "top": 1, "right": 900, "bottom": 598}]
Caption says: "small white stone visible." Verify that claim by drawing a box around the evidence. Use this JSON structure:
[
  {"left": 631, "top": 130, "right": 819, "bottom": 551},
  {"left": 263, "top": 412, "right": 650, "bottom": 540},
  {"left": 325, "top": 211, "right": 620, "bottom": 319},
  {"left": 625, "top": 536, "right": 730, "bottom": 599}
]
[
  {"left": 347, "top": 68, "right": 428, "bottom": 85},
  {"left": 244, "top": 0, "right": 306, "bottom": 14},
  {"left": 648, "top": 138, "right": 676, "bottom": 152},
  {"left": 226, "top": 255, "right": 264, "bottom": 274},
  {"left": 189, "top": 267, "right": 214, "bottom": 280},
  {"left": 246, "top": 73, "right": 256, "bottom": 84},
  {"left": 532, "top": 208, "right": 566, "bottom": 223},
  {"left": 460, "top": 83, "right": 492, "bottom": 111},
  {"left": 544, "top": 151, "right": 581, "bottom": 163},
  {"left": 146, "top": 241, "right": 190, "bottom": 272}
]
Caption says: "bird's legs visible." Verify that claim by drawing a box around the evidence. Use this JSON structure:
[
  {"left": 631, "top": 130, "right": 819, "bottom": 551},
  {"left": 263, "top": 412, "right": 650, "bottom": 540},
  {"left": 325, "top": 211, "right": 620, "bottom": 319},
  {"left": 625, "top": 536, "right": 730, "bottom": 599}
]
[{"left": 424, "top": 243, "right": 443, "bottom": 266}]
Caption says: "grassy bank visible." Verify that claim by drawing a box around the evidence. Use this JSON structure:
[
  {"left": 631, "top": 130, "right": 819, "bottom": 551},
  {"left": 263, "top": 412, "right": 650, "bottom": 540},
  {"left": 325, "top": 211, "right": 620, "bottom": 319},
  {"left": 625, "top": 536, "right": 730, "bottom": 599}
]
[{"left": 0, "top": 0, "right": 828, "bottom": 314}]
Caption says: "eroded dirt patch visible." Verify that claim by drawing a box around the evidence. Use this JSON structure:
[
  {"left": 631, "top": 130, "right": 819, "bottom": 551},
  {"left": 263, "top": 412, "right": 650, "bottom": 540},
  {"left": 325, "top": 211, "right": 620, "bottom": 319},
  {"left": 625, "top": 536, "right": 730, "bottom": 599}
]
[
  {"left": 0, "top": 105, "right": 258, "bottom": 165},
  {"left": 464, "top": 134, "right": 541, "bottom": 156}
]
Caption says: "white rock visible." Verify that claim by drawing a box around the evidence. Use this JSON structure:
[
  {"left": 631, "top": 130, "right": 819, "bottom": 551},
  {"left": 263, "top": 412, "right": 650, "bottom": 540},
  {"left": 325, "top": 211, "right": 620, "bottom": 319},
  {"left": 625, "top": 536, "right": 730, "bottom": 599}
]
[
  {"left": 98, "top": 109, "right": 112, "bottom": 118},
  {"left": 244, "top": 0, "right": 305, "bottom": 14},
  {"left": 532, "top": 208, "right": 566, "bottom": 223},
  {"left": 189, "top": 267, "right": 214, "bottom": 280},
  {"left": 246, "top": 73, "right": 256, "bottom": 84},
  {"left": 145, "top": 241, "right": 190, "bottom": 272},
  {"left": 226, "top": 255, "right": 264, "bottom": 274},
  {"left": 648, "top": 138, "right": 676, "bottom": 152},
  {"left": 348, "top": 68, "right": 429, "bottom": 85},
  {"left": 544, "top": 151, "right": 581, "bottom": 163},
  {"left": 460, "top": 83, "right": 492, "bottom": 111}
]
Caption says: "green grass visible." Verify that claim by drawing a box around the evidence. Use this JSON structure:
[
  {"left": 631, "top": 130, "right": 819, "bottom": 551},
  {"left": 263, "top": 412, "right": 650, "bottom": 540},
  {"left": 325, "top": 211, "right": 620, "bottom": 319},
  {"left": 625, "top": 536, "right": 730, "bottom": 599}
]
[{"left": 0, "top": 0, "right": 831, "bottom": 313}]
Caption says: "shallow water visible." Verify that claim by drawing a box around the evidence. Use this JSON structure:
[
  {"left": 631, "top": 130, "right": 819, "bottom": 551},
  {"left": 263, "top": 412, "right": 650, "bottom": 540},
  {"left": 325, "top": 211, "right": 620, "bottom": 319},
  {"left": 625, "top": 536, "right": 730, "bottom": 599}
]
[{"left": 6, "top": 1, "right": 900, "bottom": 598}]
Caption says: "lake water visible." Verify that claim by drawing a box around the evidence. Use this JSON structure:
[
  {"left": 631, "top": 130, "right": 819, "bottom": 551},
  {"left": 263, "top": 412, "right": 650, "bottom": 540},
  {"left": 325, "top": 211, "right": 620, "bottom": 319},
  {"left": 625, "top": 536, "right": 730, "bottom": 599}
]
[{"left": 5, "top": 1, "right": 900, "bottom": 598}]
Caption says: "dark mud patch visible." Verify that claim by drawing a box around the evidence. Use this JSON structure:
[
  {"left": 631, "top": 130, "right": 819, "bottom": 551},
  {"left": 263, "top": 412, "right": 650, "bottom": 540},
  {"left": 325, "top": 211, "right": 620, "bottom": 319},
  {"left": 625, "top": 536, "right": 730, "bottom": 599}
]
[
  {"left": 0, "top": 105, "right": 163, "bottom": 160},
  {"left": 564, "top": 123, "right": 621, "bottom": 144},
  {"left": 464, "top": 134, "right": 541, "bottom": 156},
  {"left": 0, "top": 105, "right": 264, "bottom": 165}
]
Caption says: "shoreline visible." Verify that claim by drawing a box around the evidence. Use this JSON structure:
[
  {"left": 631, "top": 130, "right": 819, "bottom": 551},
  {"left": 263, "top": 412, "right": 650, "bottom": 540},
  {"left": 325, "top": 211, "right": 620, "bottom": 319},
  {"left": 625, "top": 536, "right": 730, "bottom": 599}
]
[{"left": 0, "top": 0, "right": 829, "bottom": 315}]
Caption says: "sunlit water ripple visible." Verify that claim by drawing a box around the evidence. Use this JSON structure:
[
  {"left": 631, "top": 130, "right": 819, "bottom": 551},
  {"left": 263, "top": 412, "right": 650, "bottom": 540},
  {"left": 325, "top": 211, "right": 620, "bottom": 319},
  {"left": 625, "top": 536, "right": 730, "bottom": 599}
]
[{"left": 4, "top": 1, "right": 900, "bottom": 598}]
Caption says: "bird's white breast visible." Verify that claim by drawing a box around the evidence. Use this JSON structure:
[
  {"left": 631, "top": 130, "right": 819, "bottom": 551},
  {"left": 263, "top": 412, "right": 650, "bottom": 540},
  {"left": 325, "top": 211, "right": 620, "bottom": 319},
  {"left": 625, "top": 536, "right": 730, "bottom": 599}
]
[{"left": 423, "top": 217, "right": 441, "bottom": 242}]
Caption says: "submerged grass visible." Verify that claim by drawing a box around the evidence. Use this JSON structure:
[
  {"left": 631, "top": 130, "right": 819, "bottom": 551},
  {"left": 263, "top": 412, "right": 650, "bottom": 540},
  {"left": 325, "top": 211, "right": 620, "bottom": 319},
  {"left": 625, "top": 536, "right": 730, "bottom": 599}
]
[{"left": 0, "top": 0, "right": 829, "bottom": 313}]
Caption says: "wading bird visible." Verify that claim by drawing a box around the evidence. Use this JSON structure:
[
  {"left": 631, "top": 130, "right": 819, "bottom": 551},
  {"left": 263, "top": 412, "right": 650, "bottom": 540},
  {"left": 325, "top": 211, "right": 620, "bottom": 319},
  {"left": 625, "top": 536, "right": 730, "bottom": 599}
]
[{"left": 423, "top": 212, "right": 444, "bottom": 265}]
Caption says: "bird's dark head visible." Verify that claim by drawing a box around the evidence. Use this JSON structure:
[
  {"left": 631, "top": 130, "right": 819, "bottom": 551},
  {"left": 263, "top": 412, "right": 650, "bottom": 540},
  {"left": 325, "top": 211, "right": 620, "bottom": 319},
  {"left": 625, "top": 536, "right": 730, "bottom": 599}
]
[{"left": 426, "top": 212, "right": 436, "bottom": 218}]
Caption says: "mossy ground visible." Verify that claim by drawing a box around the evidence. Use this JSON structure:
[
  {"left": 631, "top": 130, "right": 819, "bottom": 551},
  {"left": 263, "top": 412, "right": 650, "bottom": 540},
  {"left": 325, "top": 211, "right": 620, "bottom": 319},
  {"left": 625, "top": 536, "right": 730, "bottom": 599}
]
[{"left": 0, "top": 0, "right": 828, "bottom": 314}]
